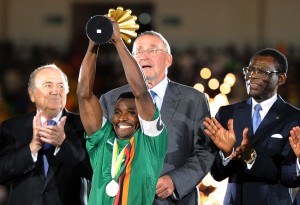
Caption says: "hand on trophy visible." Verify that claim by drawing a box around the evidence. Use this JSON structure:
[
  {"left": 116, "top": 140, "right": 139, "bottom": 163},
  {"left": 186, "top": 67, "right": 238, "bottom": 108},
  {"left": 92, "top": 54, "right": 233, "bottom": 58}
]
[
  {"left": 107, "top": 17, "right": 121, "bottom": 44},
  {"left": 86, "top": 6, "right": 139, "bottom": 45}
]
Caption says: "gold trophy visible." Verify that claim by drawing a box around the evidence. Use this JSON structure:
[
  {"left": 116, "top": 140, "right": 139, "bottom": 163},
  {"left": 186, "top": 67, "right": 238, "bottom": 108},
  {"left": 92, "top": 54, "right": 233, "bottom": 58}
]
[{"left": 86, "top": 6, "right": 139, "bottom": 44}]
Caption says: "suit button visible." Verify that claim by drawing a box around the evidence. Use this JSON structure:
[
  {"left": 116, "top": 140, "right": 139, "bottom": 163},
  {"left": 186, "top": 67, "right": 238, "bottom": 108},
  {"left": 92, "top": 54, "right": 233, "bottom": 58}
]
[{"left": 43, "top": 191, "right": 48, "bottom": 196}]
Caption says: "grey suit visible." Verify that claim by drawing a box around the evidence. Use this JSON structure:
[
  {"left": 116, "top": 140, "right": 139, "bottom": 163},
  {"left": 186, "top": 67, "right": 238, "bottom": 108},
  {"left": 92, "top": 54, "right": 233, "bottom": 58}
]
[{"left": 100, "top": 80, "right": 216, "bottom": 205}]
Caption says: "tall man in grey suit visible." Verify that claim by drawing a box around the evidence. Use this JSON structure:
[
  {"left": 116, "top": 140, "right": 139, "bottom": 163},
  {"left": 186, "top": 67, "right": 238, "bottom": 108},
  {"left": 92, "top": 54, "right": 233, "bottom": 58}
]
[
  {"left": 100, "top": 31, "right": 216, "bottom": 205},
  {"left": 203, "top": 48, "right": 300, "bottom": 205}
]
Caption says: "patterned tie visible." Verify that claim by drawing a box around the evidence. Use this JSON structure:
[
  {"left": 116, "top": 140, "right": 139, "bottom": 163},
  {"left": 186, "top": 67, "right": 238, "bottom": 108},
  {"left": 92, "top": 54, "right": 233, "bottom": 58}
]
[
  {"left": 252, "top": 104, "right": 262, "bottom": 133},
  {"left": 43, "top": 119, "right": 56, "bottom": 176}
]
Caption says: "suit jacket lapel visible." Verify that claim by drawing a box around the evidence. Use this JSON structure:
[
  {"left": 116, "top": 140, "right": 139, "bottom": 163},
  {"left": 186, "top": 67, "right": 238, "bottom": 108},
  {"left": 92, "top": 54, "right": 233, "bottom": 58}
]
[
  {"left": 233, "top": 98, "right": 252, "bottom": 145},
  {"left": 41, "top": 110, "right": 62, "bottom": 186},
  {"left": 232, "top": 97, "right": 286, "bottom": 145},
  {"left": 45, "top": 109, "right": 70, "bottom": 187},
  {"left": 23, "top": 112, "right": 46, "bottom": 183},
  {"left": 24, "top": 111, "right": 36, "bottom": 141},
  {"left": 160, "top": 81, "right": 180, "bottom": 127},
  {"left": 44, "top": 158, "right": 59, "bottom": 188},
  {"left": 253, "top": 96, "right": 286, "bottom": 144}
]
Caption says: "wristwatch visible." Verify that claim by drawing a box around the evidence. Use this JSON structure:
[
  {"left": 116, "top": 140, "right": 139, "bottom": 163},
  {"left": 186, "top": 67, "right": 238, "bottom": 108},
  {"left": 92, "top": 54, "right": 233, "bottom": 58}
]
[{"left": 244, "top": 150, "right": 257, "bottom": 164}]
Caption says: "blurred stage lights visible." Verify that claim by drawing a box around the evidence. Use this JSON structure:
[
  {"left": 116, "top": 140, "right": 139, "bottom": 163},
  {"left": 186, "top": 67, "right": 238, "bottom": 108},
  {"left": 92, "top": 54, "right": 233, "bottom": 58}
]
[
  {"left": 200, "top": 67, "right": 211, "bottom": 79},
  {"left": 138, "top": 13, "right": 151, "bottom": 25},
  {"left": 224, "top": 73, "right": 236, "bottom": 86},
  {"left": 194, "top": 67, "right": 236, "bottom": 116},
  {"left": 214, "top": 93, "right": 229, "bottom": 105},
  {"left": 220, "top": 83, "right": 231, "bottom": 95},
  {"left": 194, "top": 83, "right": 205, "bottom": 93},
  {"left": 208, "top": 78, "right": 219, "bottom": 90}
]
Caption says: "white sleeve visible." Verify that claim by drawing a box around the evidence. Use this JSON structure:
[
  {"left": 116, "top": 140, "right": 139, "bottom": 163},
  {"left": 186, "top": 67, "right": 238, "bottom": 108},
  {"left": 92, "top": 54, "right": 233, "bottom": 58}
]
[{"left": 138, "top": 115, "right": 164, "bottom": 137}]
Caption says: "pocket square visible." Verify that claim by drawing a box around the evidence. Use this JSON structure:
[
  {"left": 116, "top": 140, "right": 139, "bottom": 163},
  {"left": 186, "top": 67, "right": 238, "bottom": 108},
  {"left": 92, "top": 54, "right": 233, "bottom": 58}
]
[{"left": 271, "top": 134, "right": 283, "bottom": 139}]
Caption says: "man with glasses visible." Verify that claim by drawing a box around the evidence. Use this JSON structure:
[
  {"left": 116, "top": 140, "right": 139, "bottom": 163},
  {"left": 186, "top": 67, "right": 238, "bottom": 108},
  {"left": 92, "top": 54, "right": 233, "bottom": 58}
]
[
  {"left": 100, "top": 30, "right": 216, "bottom": 205},
  {"left": 203, "top": 48, "right": 300, "bottom": 205}
]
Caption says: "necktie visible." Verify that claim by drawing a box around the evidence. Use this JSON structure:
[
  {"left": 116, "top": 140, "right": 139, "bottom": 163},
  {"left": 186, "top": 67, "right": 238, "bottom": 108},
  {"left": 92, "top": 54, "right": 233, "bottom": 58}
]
[
  {"left": 150, "top": 90, "right": 157, "bottom": 99},
  {"left": 150, "top": 90, "right": 161, "bottom": 109},
  {"left": 252, "top": 104, "right": 262, "bottom": 133},
  {"left": 43, "top": 119, "right": 56, "bottom": 176}
]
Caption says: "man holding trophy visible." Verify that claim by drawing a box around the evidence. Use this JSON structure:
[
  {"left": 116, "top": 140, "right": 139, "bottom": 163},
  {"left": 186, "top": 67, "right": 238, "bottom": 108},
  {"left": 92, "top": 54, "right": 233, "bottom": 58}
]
[
  {"left": 78, "top": 9, "right": 168, "bottom": 205},
  {"left": 98, "top": 7, "right": 216, "bottom": 205}
]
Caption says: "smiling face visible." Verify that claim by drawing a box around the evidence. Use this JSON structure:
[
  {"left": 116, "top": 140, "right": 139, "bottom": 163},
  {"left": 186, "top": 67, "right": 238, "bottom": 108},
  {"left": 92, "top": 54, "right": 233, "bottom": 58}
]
[
  {"left": 132, "top": 34, "right": 172, "bottom": 88},
  {"left": 245, "top": 55, "right": 286, "bottom": 102},
  {"left": 28, "top": 67, "right": 68, "bottom": 117},
  {"left": 112, "top": 98, "right": 140, "bottom": 140}
]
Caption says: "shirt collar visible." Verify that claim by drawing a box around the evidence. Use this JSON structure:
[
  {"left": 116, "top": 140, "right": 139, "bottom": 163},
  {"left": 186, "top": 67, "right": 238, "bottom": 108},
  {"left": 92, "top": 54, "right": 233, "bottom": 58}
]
[
  {"left": 149, "top": 77, "right": 168, "bottom": 99},
  {"left": 251, "top": 94, "right": 277, "bottom": 118},
  {"left": 40, "top": 110, "right": 63, "bottom": 125}
]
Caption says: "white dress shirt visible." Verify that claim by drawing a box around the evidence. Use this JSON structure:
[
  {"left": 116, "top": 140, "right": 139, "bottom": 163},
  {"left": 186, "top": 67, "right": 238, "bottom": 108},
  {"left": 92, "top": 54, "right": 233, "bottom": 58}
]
[
  {"left": 221, "top": 95, "right": 278, "bottom": 168},
  {"left": 149, "top": 77, "right": 168, "bottom": 110}
]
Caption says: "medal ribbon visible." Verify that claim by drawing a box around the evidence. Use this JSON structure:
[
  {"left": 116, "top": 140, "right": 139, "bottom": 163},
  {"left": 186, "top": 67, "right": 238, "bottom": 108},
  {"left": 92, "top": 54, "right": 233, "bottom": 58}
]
[
  {"left": 111, "top": 139, "right": 128, "bottom": 179},
  {"left": 114, "top": 137, "right": 135, "bottom": 205}
]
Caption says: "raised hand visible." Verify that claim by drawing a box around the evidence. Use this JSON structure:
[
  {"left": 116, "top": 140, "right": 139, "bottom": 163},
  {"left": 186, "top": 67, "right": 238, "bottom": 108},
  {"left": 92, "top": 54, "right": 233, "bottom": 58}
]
[
  {"left": 108, "top": 17, "right": 122, "bottom": 43},
  {"left": 203, "top": 117, "right": 236, "bottom": 157},
  {"left": 289, "top": 126, "right": 300, "bottom": 160},
  {"left": 230, "top": 127, "right": 255, "bottom": 162},
  {"left": 38, "top": 116, "right": 67, "bottom": 147},
  {"left": 30, "top": 111, "right": 43, "bottom": 154}
]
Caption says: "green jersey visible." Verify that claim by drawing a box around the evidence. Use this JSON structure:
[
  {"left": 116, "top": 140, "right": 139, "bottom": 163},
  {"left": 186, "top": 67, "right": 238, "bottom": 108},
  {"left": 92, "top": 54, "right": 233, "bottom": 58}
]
[{"left": 86, "top": 107, "right": 167, "bottom": 205}]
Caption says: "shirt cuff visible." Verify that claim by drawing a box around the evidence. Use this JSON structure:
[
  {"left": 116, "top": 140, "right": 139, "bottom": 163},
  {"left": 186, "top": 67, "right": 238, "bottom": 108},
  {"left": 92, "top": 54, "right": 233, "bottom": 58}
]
[
  {"left": 296, "top": 159, "right": 300, "bottom": 176},
  {"left": 246, "top": 159, "right": 256, "bottom": 169},
  {"left": 172, "top": 192, "right": 179, "bottom": 200},
  {"left": 54, "top": 146, "right": 61, "bottom": 156},
  {"left": 32, "top": 152, "right": 38, "bottom": 162},
  {"left": 220, "top": 149, "right": 234, "bottom": 166}
]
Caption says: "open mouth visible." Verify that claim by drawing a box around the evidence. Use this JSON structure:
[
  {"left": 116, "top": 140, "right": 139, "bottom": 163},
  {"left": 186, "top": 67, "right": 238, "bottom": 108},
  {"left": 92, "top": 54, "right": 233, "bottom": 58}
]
[
  {"left": 119, "top": 125, "right": 131, "bottom": 129},
  {"left": 140, "top": 62, "right": 152, "bottom": 68}
]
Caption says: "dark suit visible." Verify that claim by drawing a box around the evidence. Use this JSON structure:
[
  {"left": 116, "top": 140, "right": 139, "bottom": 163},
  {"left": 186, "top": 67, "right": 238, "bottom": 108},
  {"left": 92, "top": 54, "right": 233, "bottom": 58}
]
[
  {"left": 211, "top": 95, "right": 300, "bottom": 205},
  {"left": 100, "top": 80, "right": 216, "bottom": 205},
  {"left": 0, "top": 109, "right": 92, "bottom": 205},
  {"left": 281, "top": 145, "right": 300, "bottom": 205}
]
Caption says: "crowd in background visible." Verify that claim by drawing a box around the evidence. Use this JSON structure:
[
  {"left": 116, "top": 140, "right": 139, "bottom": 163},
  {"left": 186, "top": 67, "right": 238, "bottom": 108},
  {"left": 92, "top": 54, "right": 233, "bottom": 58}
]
[
  {"left": 1, "top": 40, "right": 300, "bottom": 205},
  {"left": 1, "top": 40, "right": 300, "bottom": 123}
]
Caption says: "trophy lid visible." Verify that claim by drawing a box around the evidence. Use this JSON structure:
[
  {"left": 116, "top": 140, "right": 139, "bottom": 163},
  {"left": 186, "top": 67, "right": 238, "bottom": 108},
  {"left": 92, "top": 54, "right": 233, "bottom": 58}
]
[{"left": 86, "top": 15, "right": 113, "bottom": 45}]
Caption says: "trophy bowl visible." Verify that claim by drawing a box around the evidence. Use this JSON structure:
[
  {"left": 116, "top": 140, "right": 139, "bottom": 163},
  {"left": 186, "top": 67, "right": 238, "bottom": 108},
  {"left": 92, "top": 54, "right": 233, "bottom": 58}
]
[
  {"left": 86, "top": 15, "right": 113, "bottom": 45},
  {"left": 85, "top": 6, "right": 139, "bottom": 45}
]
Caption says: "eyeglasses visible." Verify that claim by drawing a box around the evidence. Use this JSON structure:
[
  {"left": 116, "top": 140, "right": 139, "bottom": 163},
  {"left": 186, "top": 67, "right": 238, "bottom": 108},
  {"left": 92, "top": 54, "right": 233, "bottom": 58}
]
[
  {"left": 132, "top": 48, "right": 168, "bottom": 58},
  {"left": 242, "top": 66, "right": 281, "bottom": 79}
]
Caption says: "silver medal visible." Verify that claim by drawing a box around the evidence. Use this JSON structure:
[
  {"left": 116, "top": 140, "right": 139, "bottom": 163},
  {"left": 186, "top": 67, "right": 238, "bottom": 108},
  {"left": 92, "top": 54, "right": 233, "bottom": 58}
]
[{"left": 105, "top": 180, "right": 119, "bottom": 197}]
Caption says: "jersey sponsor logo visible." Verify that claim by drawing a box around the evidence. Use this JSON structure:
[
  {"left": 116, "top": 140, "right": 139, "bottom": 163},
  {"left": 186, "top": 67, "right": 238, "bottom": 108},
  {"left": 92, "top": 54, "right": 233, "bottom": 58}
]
[{"left": 156, "top": 117, "right": 163, "bottom": 131}]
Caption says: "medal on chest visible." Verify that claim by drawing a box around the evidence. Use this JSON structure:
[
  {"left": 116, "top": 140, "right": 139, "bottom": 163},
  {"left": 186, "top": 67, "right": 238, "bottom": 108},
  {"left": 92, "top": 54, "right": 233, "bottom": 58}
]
[
  {"left": 106, "top": 179, "right": 119, "bottom": 197},
  {"left": 106, "top": 138, "right": 128, "bottom": 197}
]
